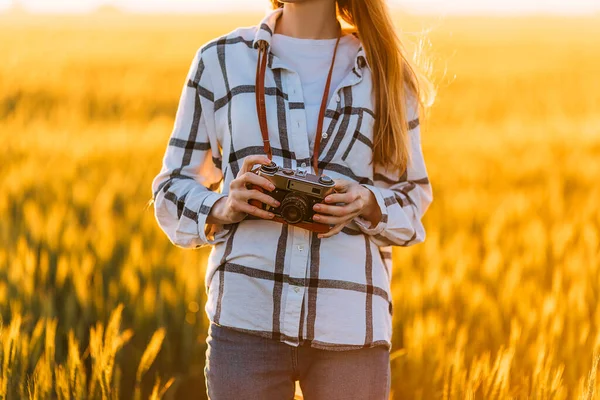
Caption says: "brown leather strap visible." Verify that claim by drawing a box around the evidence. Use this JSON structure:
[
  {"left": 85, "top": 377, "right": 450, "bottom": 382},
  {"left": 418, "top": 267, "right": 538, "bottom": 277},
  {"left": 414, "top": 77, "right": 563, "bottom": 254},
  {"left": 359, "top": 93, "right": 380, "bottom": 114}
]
[
  {"left": 255, "top": 23, "right": 342, "bottom": 175},
  {"left": 255, "top": 42, "right": 271, "bottom": 159},
  {"left": 313, "top": 30, "right": 341, "bottom": 175}
]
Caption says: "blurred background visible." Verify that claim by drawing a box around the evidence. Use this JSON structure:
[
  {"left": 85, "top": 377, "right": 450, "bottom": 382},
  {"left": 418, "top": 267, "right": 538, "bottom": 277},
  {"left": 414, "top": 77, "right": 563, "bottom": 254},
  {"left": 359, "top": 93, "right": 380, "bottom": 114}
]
[{"left": 1, "top": 0, "right": 599, "bottom": 399}]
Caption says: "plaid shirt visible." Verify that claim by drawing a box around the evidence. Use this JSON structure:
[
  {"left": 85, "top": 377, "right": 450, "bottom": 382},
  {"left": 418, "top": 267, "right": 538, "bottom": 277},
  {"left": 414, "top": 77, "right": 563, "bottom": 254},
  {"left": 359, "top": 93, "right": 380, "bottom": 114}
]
[{"left": 151, "top": 7, "right": 433, "bottom": 351}]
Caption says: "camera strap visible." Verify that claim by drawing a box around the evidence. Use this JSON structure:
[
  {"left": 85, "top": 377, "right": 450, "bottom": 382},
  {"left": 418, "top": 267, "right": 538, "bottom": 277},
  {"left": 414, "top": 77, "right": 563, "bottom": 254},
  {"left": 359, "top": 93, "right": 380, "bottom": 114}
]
[{"left": 255, "top": 23, "right": 342, "bottom": 176}]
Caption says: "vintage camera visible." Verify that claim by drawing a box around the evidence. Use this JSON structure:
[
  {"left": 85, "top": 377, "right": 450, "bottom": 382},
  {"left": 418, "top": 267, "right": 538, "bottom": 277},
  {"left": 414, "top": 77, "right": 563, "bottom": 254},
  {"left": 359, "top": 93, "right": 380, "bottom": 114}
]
[{"left": 248, "top": 161, "right": 336, "bottom": 233}]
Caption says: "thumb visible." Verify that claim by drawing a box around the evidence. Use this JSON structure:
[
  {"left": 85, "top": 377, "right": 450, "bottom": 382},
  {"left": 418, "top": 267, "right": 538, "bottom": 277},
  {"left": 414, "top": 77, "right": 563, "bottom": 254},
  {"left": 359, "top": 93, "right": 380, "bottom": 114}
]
[{"left": 332, "top": 179, "right": 350, "bottom": 192}]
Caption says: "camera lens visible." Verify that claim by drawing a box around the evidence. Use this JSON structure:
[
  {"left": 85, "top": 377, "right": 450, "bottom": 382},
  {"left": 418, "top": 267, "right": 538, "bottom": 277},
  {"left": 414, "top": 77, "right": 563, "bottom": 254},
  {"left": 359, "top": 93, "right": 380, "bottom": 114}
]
[{"left": 280, "top": 193, "right": 309, "bottom": 224}]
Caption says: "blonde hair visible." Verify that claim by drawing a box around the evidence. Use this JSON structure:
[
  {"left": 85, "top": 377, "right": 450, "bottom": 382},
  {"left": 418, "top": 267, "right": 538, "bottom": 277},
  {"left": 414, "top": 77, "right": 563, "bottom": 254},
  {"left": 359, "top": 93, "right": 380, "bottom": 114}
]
[{"left": 269, "top": 0, "right": 436, "bottom": 173}]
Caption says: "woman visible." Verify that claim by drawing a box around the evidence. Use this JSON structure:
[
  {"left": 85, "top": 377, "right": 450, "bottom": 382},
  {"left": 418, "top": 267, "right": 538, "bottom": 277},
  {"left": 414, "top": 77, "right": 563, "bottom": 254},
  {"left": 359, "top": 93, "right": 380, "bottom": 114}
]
[{"left": 151, "top": 0, "right": 434, "bottom": 398}]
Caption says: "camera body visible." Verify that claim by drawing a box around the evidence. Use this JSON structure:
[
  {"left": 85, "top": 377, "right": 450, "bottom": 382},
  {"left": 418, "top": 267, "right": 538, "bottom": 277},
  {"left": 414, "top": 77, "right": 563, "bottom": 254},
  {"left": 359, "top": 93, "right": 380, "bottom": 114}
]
[{"left": 248, "top": 161, "right": 336, "bottom": 233}]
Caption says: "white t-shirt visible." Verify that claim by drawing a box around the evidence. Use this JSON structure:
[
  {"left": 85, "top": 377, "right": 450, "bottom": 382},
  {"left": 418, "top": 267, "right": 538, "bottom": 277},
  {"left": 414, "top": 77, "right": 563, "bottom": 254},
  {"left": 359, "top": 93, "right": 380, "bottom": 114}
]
[{"left": 270, "top": 32, "right": 360, "bottom": 147}]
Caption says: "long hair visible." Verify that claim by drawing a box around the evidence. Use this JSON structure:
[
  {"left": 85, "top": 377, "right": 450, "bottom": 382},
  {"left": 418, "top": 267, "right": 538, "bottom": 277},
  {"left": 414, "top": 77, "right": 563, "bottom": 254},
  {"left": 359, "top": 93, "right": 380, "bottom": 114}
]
[{"left": 269, "top": 0, "right": 436, "bottom": 174}]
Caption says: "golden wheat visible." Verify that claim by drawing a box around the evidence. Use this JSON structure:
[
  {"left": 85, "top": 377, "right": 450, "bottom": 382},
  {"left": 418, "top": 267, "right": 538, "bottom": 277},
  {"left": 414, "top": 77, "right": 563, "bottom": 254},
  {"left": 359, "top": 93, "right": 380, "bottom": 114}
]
[{"left": 0, "top": 10, "right": 599, "bottom": 400}]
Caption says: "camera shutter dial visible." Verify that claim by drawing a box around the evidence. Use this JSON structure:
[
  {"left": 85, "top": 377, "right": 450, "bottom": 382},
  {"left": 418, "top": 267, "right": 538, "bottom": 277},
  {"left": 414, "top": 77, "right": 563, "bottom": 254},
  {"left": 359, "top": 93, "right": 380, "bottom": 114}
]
[
  {"left": 260, "top": 161, "right": 278, "bottom": 174},
  {"left": 318, "top": 175, "right": 334, "bottom": 185}
]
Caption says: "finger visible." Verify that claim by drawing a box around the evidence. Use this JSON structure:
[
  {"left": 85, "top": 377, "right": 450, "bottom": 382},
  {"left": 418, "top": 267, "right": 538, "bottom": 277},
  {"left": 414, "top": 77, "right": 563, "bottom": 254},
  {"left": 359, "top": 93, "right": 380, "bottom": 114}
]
[
  {"left": 240, "top": 172, "right": 276, "bottom": 192},
  {"left": 313, "top": 202, "right": 359, "bottom": 217},
  {"left": 238, "top": 155, "right": 272, "bottom": 176},
  {"left": 317, "top": 222, "right": 346, "bottom": 239},
  {"left": 235, "top": 201, "right": 275, "bottom": 220},
  {"left": 243, "top": 190, "right": 281, "bottom": 208},
  {"left": 322, "top": 192, "right": 354, "bottom": 204},
  {"left": 312, "top": 213, "right": 350, "bottom": 225}
]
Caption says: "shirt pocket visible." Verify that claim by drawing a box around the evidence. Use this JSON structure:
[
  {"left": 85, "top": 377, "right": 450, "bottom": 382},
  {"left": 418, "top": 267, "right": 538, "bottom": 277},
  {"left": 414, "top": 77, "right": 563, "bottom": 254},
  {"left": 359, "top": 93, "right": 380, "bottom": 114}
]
[
  {"left": 216, "top": 93, "right": 263, "bottom": 149},
  {"left": 334, "top": 108, "right": 375, "bottom": 183},
  {"left": 215, "top": 84, "right": 274, "bottom": 177}
]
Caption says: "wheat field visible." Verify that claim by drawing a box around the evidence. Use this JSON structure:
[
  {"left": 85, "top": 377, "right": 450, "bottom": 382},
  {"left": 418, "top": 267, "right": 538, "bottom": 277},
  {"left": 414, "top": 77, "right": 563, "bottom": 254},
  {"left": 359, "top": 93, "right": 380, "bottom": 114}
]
[{"left": 1, "top": 10, "right": 600, "bottom": 400}]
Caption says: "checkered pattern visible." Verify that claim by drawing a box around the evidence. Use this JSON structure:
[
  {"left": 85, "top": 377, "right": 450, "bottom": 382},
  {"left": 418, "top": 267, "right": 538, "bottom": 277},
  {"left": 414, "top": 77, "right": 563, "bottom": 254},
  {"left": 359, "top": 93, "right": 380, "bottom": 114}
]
[{"left": 151, "top": 7, "right": 433, "bottom": 351}]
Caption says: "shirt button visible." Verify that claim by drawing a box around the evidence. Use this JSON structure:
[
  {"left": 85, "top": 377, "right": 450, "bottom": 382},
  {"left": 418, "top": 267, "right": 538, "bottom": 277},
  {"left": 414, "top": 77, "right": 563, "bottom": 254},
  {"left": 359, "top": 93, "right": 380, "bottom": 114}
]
[
  {"left": 300, "top": 162, "right": 307, "bottom": 168},
  {"left": 297, "top": 245, "right": 304, "bottom": 251},
  {"left": 322, "top": 132, "right": 328, "bottom": 139},
  {"left": 296, "top": 121, "right": 300, "bottom": 128},
  {"left": 294, "top": 287, "right": 300, "bottom": 293}
]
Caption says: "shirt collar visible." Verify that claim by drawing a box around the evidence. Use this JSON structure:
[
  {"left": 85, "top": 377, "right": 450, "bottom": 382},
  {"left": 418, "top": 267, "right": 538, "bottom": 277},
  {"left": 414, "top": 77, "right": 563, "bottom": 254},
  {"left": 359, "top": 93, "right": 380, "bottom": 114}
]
[{"left": 252, "top": 7, "right": 371, "bottom": 74}]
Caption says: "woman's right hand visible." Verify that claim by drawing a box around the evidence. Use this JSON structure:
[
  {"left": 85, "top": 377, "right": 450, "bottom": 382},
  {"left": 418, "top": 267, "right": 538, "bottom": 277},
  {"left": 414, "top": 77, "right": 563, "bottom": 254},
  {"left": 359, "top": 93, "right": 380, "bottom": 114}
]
[{"left": 207, "top": 155, "right": 281, "bottom": 225}]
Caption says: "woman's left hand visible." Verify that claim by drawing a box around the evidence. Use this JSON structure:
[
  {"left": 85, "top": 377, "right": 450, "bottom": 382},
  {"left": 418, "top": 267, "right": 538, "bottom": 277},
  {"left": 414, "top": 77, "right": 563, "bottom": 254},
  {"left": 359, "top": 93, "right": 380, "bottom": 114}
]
[{"left": 312, "top": 179, "right": 382, "bottom": 239}]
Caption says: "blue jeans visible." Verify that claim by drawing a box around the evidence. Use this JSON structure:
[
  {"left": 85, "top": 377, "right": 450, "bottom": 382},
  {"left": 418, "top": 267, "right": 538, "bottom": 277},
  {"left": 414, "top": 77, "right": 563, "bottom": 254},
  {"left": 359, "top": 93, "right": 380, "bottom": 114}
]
[{"left": 204, "top": 322, "right": 391, "bottom": 400}]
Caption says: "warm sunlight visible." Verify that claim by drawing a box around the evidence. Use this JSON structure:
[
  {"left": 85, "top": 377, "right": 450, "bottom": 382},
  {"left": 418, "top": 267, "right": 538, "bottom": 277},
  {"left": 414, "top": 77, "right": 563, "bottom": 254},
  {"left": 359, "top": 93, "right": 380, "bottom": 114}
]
[
  {"left": 0, "top": 0, "right": 599, "bottom": 14},
  {"left": 2, "top": 0, "right": 600, "bottom": 397}
]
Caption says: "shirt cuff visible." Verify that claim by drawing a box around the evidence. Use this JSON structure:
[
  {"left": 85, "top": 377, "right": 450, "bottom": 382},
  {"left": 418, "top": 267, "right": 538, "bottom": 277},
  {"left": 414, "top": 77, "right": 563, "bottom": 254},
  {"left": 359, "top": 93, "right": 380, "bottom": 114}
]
[
  {"left": 353, "top": 184, "right": 388, "bottom": 236},
  {"left": 197, "top": 191, "right": 230, "bottom": 246}
]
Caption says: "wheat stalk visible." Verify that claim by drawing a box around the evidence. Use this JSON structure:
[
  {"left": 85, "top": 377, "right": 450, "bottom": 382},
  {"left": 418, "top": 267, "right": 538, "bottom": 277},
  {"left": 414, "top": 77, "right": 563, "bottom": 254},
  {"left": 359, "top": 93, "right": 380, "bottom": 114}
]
[{"left": 134, "top": 327, "right": 166, "bottom": 400}]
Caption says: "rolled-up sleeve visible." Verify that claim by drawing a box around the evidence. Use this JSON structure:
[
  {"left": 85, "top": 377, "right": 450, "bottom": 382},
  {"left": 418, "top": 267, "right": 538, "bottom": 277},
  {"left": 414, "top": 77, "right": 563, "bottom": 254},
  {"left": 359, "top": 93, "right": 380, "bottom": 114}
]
[
  {"left": 150, "top": 47, "right": 229, "bottom": 249},
  {"left": 353, "top": 92, "right": 433, "bottom": 247}
]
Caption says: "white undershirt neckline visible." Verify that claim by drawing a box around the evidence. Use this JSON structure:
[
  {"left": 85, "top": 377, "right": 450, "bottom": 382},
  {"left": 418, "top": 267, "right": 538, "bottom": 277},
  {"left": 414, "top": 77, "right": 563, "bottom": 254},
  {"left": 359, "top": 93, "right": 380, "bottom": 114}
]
[{"left": 270, "top": 32, "right": 359, "bottom": 147}]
